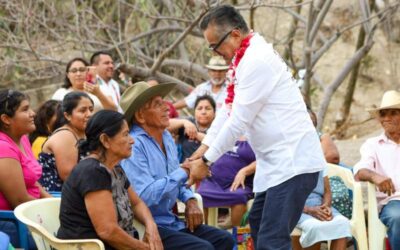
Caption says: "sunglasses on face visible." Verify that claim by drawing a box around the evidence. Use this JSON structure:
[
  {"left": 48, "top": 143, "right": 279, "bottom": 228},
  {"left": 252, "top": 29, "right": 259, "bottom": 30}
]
[
  {"left": 68, "top": 67, "right": 87, "bottom": 74},
  {"left": 379, "top": 109, "right": 400, "bottom": 117},
  {"left": 208, "top": 28, "right": 236, "bottom": 54}
]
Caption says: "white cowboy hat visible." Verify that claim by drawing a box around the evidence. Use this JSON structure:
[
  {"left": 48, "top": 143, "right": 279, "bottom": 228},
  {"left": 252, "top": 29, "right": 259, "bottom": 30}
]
[
  {"left": 205, "top": 56, "right": 229, "bottom": 71},
  {"left": 367, "top": 90, "right": 400, "bottom": 115}
]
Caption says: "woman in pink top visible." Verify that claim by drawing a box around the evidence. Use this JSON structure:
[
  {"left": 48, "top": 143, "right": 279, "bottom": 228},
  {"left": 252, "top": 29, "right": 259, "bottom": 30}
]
[{"left": 0, "top": 89, "right": 51, "bottom": 246}]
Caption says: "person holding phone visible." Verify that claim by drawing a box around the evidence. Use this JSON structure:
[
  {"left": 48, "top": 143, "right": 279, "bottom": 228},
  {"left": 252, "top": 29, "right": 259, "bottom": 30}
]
[{"left": 52, "top": 57, "right": 117, "bottom": 112}]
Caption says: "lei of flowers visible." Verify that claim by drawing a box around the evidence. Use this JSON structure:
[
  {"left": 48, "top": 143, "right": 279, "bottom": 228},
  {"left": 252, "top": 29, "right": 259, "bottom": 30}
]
[{"left": 225, "top": 32, "right": 254, "bottom": 107}]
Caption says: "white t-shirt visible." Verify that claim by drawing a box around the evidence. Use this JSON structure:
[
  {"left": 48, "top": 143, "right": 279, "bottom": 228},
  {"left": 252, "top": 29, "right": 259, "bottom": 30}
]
[
  {"left": 98, "top": 77, "right": 123, "bottom": 113},
  {"left": 203, "top": 33, "right": 325, "bottom": 193},
  {"left": 184, "top": 81, "right": 227, "bottom": 111},
  {"left": 52, "top": 88, "right": 103, "bottom": 113}
]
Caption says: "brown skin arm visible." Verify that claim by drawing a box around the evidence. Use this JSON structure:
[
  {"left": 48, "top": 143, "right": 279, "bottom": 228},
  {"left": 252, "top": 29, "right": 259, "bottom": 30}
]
[
  {"left": 189, "top": 144, "right": 209, "bottom": 160},
  {"left": 128, "top": 188, "right": 163, "bottom": 250},
  {"left": 230, "top": 161, "right": 256, "bottom": 191},
  {"left": 320, "top": 134, "right": 340, "bottom": 164},
  {"left": 185, "top": 198, "right": 203, "bottom": 232},
  {"left": 85, "top": 190, "right": 150, "bottom": 250},
  {"left": 303, "top": 177, "right": 333, "bottom": 221},
  {"left": 355, "top": 169, "right": 396, "bottom": 196},
  {"left": 173, "top": 99, "right": 187, "bottom": 110},
  {"left": 0, "top": 158, "right": 37, "bottom": 209}
]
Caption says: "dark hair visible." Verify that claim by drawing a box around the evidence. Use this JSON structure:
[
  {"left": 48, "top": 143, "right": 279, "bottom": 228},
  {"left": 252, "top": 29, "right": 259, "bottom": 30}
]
[
  {"left": 200, "top": 5, "right": 249, "bottom": 35},
  {"left": 79, "top": 110, "right": 126, "bottom": 155},
  {"left": 90, "top": 51, "right": 113, "bottom": 65},
  {"left": 54, "top": 91, "right": 94, "bottom": 127},
  {"left": 194, "top": 95, "right": 216, "bottom": 112},
  {"left": 0, "top": 89, "right": 29, "bottom": 129},
  {"left": 29, "top": 100, "right": 61, "bottom": 143},
  {"left": 63, "top": 58, "right": 89, "bottom": 89}
]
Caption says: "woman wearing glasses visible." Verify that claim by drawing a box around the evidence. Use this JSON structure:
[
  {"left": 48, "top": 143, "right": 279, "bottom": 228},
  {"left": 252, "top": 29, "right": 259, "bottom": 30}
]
[
  {"left": 0, "top": 89, "right": 51, "bottom": 247},
  {"left": 52, "top": 57, "right": 117, "bottom": 112}
]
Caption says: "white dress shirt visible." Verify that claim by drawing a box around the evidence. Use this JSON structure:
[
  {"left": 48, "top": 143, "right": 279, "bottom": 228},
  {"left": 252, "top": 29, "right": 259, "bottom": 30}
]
[
  {"left": 184, "top": 81, "right": 227, "bottom": 111},
  {"left": 52, "top": 88, "right": 103, "bottom": 113},
  {"left": 203, "top": 33, "right": 325, "bottom": 193}
]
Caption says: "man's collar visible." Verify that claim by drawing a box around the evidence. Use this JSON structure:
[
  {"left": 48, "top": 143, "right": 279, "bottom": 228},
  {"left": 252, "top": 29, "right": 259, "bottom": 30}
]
[{"left": 131, "top": 124, "right": 169, "bottom": 138}]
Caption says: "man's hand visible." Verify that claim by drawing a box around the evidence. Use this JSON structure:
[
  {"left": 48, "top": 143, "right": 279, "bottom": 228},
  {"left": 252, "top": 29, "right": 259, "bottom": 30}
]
[
  {"left": 372, "top": 174, "right": 396, "bottom": 196},
  {"left": 183, "top": 120, "right": 197, "bottom": 140},
  {"left": 143, "top": 222, "right": 163, "bottom": 250},
  {"left": 186, "top": 158, "right": 209, "bottom": 187},
  {"left": 185, "top": 199, "right": 203, "bottom": 232}
]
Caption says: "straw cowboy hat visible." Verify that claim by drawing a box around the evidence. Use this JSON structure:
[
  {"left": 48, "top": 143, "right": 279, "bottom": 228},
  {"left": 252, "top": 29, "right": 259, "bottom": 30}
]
[
  {"left": 367, "top": 90, "right": 400, "bottom": 115},
  {"left": 205, "top": 56, "right": 230, "bottom": 71},
  {"left": 120, "top": 81, "right": 176, "bottom": 123}
]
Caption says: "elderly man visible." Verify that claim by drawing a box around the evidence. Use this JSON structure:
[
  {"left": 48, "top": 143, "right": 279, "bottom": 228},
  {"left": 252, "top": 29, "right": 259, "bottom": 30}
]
[
  {"left": 187, "top": 5, "right": 326, "bottom": 250},
  {"left": 173, "top": 56, "right": 228, "bottom": 111},
  {"left": 90, "top": 51, "right": 123, "bottom": 112},
  {"left": 354, "top": 90, "right": 400, "bottom": 249},
  {"left": 119, "top": 81, "right": 234, "bottom": 250}
]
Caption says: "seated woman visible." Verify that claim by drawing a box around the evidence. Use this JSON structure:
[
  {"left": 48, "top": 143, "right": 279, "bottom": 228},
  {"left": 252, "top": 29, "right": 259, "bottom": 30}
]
[
  {"left": 292, "top": 171, "right": 351, "bottom": 250},
  {"left": 52, "top": 57, "right": 117, "bottom": 112},
  {"left": 0, "top": 89, "right": 51, "bottom": 247},
  {"left": 169, "top": 95, "right": 216, "bottom": 163},
  {"left": 39, "top": 92, "right": 93, "bottom": 191},
  {"left": 197, "top": 137, "right": 255, "bottom": 227},
  {"left": 29, "top": 100, "right": 60, "bottom": 159},
  {"left": 57, "top": 110, "right": 163, "bottom": 250}
]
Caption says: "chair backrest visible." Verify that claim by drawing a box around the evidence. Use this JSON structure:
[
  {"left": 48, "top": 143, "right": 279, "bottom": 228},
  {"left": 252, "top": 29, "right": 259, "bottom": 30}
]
[
  {"left": 14, "top": 198, "right": 104, "bottom": 250},
  {"left": 367, "top": 182, "right": 387, "bottom": 250}
]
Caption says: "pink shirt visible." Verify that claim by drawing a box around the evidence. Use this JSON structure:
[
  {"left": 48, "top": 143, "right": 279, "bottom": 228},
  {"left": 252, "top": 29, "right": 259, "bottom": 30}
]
[
  {"left": 0, "top": 132, "right": 42, "bottom": 210},
  {"left": 354, "top": 133, "right": 400, "bottom": 210}
]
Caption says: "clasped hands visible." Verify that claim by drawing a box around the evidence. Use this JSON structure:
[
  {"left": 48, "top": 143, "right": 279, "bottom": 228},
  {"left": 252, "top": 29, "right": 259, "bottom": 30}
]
[{"left": 181, "top": 157, "right": 210, "bottom": 187}]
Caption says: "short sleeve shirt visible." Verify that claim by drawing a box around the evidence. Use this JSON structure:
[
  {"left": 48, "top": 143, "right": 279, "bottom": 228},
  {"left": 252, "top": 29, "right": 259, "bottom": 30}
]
[
  {"left": 57, "top": 158, "right": 137, "bottom": 249},
  {"left": 0, "top": 132, "right": 41, "bottom": 210}
]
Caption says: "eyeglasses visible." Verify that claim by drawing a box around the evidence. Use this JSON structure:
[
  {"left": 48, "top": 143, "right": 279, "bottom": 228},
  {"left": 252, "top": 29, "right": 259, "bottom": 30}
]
[
  {"left": 4, "top": 89, "right": 14, "bottom": 112},
  {"left": 208, "top": 28, "right": 236, "bottom": 54},
  {"left": 68, "top": 67, "right": 87, "bottom": 74}
]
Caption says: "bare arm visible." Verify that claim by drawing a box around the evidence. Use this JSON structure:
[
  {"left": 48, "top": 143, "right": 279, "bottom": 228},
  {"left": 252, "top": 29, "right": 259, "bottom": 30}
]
[
  {"left": 230, "top": 161, "right": 256, "bottom": 191},
  {"left": 128, "top": 188, "right": 163, "bottom": 250},
  {"left": 37, "top": 182, "right": 52, "bottom": 198},
  {"left": 47, "top": 131, "right": 79, "bottom": 181},
  {"left": 0, "top": 158, "right": 37, "bottom": 209},
  {"left": 189, "top": 144, "right": 209, "bottom": 160},
  {"left": 173, "top": 99, "right": 187, "bottom": 110},
  {"left": 167, "top": 118, "right": 197, "bottom": 140},
  {"left": 320, "top": 134, "right": 340, "bottom": 164},
  {"left": 85, "top": 190, "right": 150, "bottom": 250},
  {"left": 322, "top": 176, "right": 332, "bottom": 207},
  {"left": 355, "top": 168, "right": 396, "bottom": 196},
  {"left": 86, "top": 82, "right": 118, "bottom": 111}
]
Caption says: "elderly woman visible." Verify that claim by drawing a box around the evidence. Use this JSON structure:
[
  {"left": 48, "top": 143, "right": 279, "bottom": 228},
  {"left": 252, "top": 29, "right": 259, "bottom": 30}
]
[
  {"left": 0, "top": 89, "right": 51, "bottom": 247},
  {"left": 52, "top": 57, "right": 117, "bottom": 112},
  {"left": 57, "top": 110, "right": 163, "bottom": 250},
  {"left": 39, "top": 92, "right": 93, "bottom": 191}
]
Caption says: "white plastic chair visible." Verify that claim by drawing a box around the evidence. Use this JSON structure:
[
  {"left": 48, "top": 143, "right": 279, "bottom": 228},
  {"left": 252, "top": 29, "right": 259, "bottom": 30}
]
[
  {"left": 367, "top": 182, "right": 388, "bottom": 250},
  {"left": 207, "top": 199, "right": 254, "bottom": 227},
  {"left": 14, "top": 198, "right": 105, "bottom": 250},
  {"left": 291, "top": 164, "right": 368, "bottom": 250}
]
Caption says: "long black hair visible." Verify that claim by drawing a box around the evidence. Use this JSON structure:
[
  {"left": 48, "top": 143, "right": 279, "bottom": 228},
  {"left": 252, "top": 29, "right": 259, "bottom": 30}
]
[{"left": 29, "top": 100, "right": 61, "bottom": 143}]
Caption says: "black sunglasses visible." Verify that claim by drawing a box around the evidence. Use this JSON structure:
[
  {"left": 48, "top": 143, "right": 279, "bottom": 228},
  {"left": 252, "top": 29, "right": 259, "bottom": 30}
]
[{"left": 209, "top": 28, "right": 236, "bottom": 54}]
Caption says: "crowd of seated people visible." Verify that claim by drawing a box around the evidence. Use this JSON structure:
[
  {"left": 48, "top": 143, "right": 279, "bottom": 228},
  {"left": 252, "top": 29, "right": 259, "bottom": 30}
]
[{"left": 1, "top": 50, "right": 397, "bottom": 250}]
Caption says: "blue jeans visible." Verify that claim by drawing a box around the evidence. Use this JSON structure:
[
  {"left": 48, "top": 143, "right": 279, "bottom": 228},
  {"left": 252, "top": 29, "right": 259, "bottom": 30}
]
[
  {"left": 158, "top": 224, "right": 234, "bottom": 250},
  {"left": 249, "top": 172, "right": 319, "bottom": 250},
  {"left": 379, "top": 200, "right": 400, "bottom": 249},
  {"left": 0, "top": 221, "right": 36, "bottom": 250}
]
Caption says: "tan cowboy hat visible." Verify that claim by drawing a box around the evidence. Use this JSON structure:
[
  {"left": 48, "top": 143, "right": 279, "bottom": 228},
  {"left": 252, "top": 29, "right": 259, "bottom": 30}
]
[
  {"left": 120, "top": 81, "right": 176, "bottom": 123},
  {"left": 205, "top": 56, "right": 229, "bottom": 71},
  {"left": 367, "top": 90, "right": 400, "bottom": 115}
]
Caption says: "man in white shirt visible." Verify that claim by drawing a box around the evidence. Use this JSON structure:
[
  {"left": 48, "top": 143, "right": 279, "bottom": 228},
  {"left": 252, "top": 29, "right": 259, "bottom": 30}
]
[
  {"left": 173, "top": 56, "right": 228, "bottom": 111},
  {"left": 90, "top": 51, "right": 123, "bottom": 112},
  {"left": 186, "top": 5, "right": 325, "bottom": 250},
  {"left": 354, "top": 90, "right": 400, "bottom": 249}
]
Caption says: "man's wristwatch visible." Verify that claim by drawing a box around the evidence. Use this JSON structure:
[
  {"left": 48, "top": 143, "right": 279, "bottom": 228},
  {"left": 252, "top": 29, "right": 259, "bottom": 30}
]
[{"left": 201, "top": 155, "right": 212, "bottom": 167}]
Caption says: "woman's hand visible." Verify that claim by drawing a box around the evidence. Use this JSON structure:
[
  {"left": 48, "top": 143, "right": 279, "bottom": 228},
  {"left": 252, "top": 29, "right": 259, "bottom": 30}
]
[
  {"left": 84, "top": 81, "right": 101, "bottom": 97},
  {"left": 306, "top": 206, "right": 333, "bottom": 221},
  {"left": 183, "top": 120, "right": 197, "bottom": 140},
  {"left": 143, "top": 222, "right": 163, "bottom": 250},
  {"left": 230, "top": 169, "right": 246, "bottom": 191}
]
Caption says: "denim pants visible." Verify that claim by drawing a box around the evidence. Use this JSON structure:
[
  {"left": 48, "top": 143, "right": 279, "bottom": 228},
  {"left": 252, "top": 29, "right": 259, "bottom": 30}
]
[
  {"left": 157, "top": 224, "right": 234, "bottom": 250},
  {"left": 249, "top": 172, "right": 319, "bottom": 250},
  {"left": 379, "top": 200, "right": 400, "bottom": 249}
]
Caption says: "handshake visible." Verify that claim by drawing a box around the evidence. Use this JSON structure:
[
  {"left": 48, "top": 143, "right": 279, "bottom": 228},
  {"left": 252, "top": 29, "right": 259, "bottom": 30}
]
[{"left": 180, "top": 157, "right": 212, "bottom": 187}]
